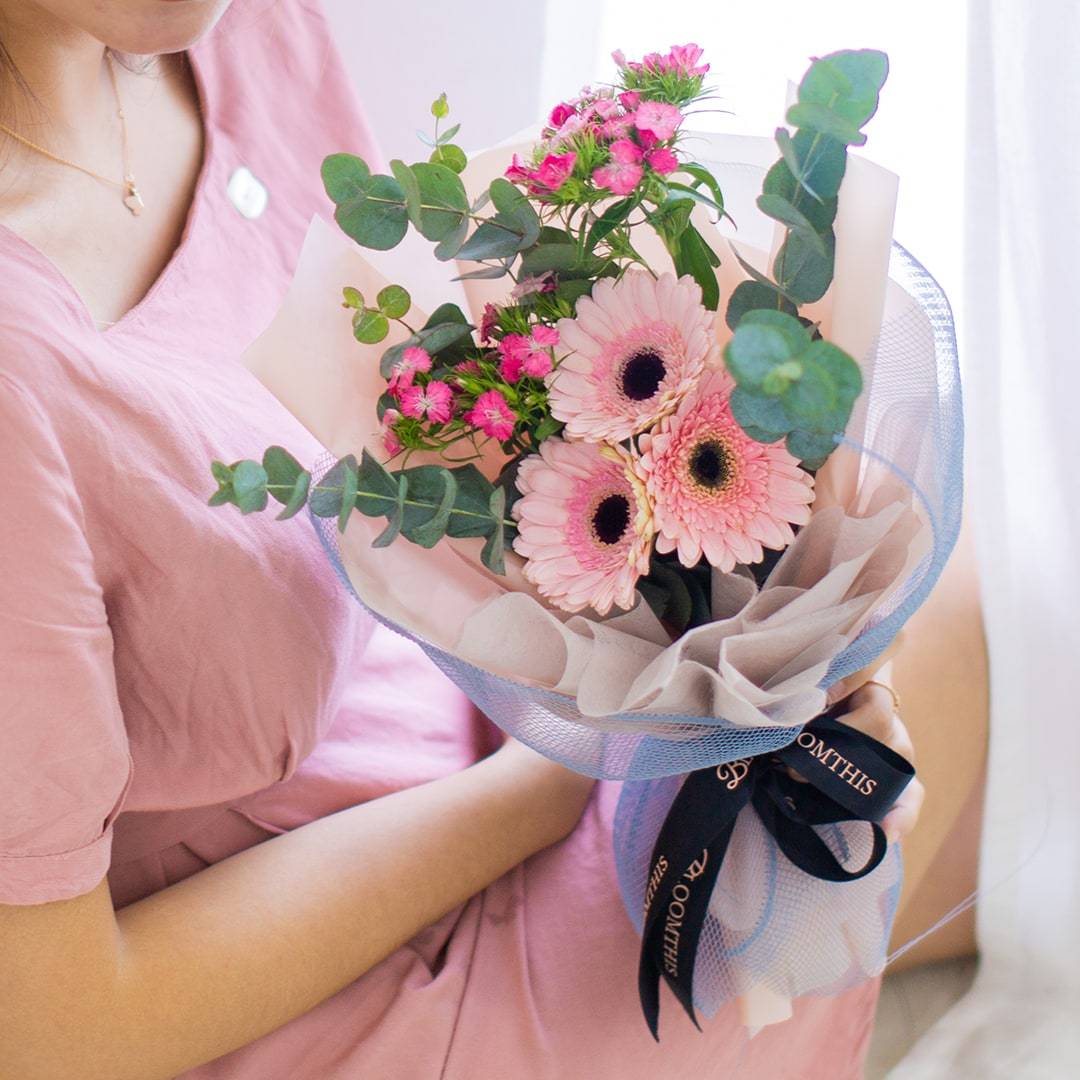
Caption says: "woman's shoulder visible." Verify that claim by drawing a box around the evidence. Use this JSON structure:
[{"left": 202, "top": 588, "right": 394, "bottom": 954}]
[{"left": 197, "top": 0, "right": 382, "bottom": 166}]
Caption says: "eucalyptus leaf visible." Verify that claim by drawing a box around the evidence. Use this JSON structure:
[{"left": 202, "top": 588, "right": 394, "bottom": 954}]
[
  {"left": 353, "top": 308, "right": 390, "bottom": 343},
  {"left": 389, "top": 159, "right": 422, "bottom": 231},
  {"left": 756, "top": 194, "right": 828, "bottom": 256},
  {"left": 353, "top": 451, "right": 399, "bottom": 517},
  {"left": 337, "top": 458, "right": 359, "bottom": 534},
  {"left": 321, "top": 153, "right": 370, "bottom": 203},
  {"left": 785, "top": 429, "right": 839, "bottom": 470},
  {"left": 445, "top": 463, "right": 500, "bottom": 538},
  {"left": 410, "top": 161, "right": 469, "bottom": 242},
  {"left": 372, "top": 474, "right": 408, "bottom": 547},
  {"left": 429, "top": 144, "right": 467, "bottom": 173},
  {"left": 785, "top": 102, "right": 866, "bottom": 146},
  {"left": 377, "top": 285, "right": 411, "bottom": 319},
  {"left": 399, "top": 466, "right": 458, "bottom": 547},
  {"left": 774, "top": 228, "right": 835, "bottom": 304},
  {"left": 276, "top": 470, "right": 311, "bottom": 521},
  {"left": 262, "top": 446, "right": 303, "bottom": 498},
  {"left": 725, "top": 280, "right": 797, "bottom": 330},
  {"left": 332, "top": 172, "right": 409, "bottom": 251},
  {"left": 231, "top": 460, "right": 268, "bottom": 514},
  {"left": 730, "top": 387, "right": 790, "bottom": 443}
]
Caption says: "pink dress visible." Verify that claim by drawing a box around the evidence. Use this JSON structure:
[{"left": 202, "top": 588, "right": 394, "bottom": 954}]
[{"left": 0, "top": 2, "right": 880, "bottom": 1075}]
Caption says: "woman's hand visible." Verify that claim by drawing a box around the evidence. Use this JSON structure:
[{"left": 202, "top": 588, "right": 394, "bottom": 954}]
[{"left": 832, "top": 666, "right": 925, "bottom": 844}]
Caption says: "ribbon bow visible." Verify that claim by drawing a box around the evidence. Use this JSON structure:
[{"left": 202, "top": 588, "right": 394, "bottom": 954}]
[{"left": 637, "top": 703, "right": 916, "bottom": 1039}]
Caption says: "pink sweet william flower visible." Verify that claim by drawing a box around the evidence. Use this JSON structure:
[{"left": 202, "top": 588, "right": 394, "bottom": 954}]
[
  {"left": 531, "top": 324, "right": 560, "bottom": 348},
  {"left": 549, "top": 101, "right": 576, "bottom": 127},
  {"left": 522, "top": 348, "right": 553, "bottom": 379},
  {"left": 600, "top": 114, "right": 636, "bottom": 141},
  {"left": 499, "top": 326, "right": 559, "bottom": 381},
  {"left": 611, "top": 49, "right": 628, "bottom": 69},
  {"left": 380, "top": 408, "right": 402, "bottom": 457},
  {"left": 593, "top": 138, "right": 644, "bottom": 196},
  {"left": 634, "top": 101, "right": 683, "bottom": 141},
  {"left": 646, "top": 147, "right": 679, "bottom": 175},
  {"left": 479, "top": 302, "right": 500, "bottom": 343},
  {"left": 465, "top": 389, "right": 517, "bottom": 441},
  {"left": 505, "top": 154, "right": 533, "bottom": 184},
  {"left": 498, "top": 334, "right": 528, "bottom": 383},
  {"left": 666, "top": 43, "right": 709, "bottom": 77},
  {"left": 532, "top": 151, "right": 577, "bottom": 192},
  {"left": 399, "top": 379, "right": 454, "bottom": 424},
  {"left": 618, "top": 91, "right": 641, "bottom": 110},
  {"left": 387, "top": 345, "right": 432, "bottom": 393}
]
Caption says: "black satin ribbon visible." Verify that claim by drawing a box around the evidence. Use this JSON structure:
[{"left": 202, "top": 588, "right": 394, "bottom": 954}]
[{"left": 637, "top": 700, "right": 916, "bottom": 1040}]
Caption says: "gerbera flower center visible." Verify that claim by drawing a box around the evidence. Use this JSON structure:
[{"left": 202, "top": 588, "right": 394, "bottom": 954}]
[
  {"left": 620, "top": 349, "right": 666, "bottom": 401},
  {"left": 591, "top": 492, "right": 631, "bottom": 545},
  {"left": 688, "top": 437, "right": 735, "bottom": 493}
]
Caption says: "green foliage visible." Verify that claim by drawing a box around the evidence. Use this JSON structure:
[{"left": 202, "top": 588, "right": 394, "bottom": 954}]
[
  {"left": 376, "top": 284, "right": 411, "bottom": 320},
  {"left": 322, "top": 154, "right": 409, "bottom": 251},
  {"left": 639, "top": 560, "right": 712, "bottom": 635},
  {"left": 722, "top": 48, "right": 888, "bottom": 464},
  {"left": 453, "top": 178, "right": 540, "bottom": 263},
  {"left": 429, "top": 144, "right": 468, "bottom": 173},
  {"left": 211, "top": 448, "right": 513, "bottom": 574},
  {"left": 352, "top": 308, "right": 390, "bottom": 343},
  {"left": 378, "top": 303, "right": 473, "bottom": 378},
  {"left": 671, "top": 222, "right": 721, "bottom": 311},
  {"left": 725, "top": 281, "right": 797, "bottom": 330},
  {"left": 724, "top": 310, "right": 862, "bottom": 468},
  {"left": 430, "top": 92, "right": 450, "bottom": 119}
]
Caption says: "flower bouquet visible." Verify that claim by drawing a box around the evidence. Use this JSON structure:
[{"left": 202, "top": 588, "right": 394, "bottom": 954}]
[{"left": 212, "top": 44, "right": 961, "bottom": 1035}]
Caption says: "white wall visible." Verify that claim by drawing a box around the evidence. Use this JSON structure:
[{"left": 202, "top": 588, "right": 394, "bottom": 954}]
[
  {"left": 321, "top": 0, "right": 606, "bottom": 162},
  {"left": 322, "top": 0, "right": 967, "bottom": 316}
]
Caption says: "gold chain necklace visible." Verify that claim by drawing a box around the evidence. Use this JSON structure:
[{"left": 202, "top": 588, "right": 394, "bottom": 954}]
[{"left": 0, "top": 51, "right": 144, "bottom": 216}]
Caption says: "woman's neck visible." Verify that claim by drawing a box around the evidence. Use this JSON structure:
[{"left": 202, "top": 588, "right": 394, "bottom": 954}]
[{"left": 0, "top": 4, "right": 150, "bottom": 148}]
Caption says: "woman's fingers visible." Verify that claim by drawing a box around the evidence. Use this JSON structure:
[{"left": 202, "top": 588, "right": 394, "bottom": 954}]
[
  {"left": 882, "top": 777, "right": 925, "bottom": 843},
  {"left": 824, "top": 633, "right": 905, "bottom": 706},
  {"left": 842, "top": 700, "right": 916, "bottom": 766},
  {"left": 836, "top": 682, "right": 922, "bottom": 842}
]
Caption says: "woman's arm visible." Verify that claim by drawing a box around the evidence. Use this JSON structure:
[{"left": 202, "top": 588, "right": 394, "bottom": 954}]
[{"left": 0, "top": 740, "right": 594, "bottom": 1080}]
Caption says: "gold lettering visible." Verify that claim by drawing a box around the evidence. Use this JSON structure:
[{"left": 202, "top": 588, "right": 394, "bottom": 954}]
[
  {"left": 861, "top": 777, "right": 878, "bottom": 796},
  {"left": 644, "top": 855, "right": 669, "bottom": 916},
  {"left": 685, "top": 850, "right": 709, "bottom": 881},
  {"left": 839, "top": 761, "right": 860, "bottom": 784}
]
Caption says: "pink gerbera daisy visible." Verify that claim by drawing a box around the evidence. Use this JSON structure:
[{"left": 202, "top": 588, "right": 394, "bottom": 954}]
[
  {"left": 513, "top": 438, "right": 654, "bottom": 616},
  {"left": 547, "top": 271, "right": 718, "bottom": 442},
  {"left": 637, "top": 370, "right": 815, "bottom": 571}
]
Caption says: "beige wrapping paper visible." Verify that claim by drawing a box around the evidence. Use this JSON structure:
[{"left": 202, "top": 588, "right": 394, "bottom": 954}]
[
  {"left": 240, "top": 131, "right": 926, "bottom": 729},
  {"left": 238, "top": 127, "right": 926, "bottom": 1034}
]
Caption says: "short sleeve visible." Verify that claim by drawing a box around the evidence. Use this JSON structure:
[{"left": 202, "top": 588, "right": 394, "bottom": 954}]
[{"left": 0, "top": 374, "right": 133, "bottom": 905}]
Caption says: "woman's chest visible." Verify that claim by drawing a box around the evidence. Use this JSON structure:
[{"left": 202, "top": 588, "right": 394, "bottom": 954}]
[{"left": 71, "top": 346, "right": 368, "bottom": 810}]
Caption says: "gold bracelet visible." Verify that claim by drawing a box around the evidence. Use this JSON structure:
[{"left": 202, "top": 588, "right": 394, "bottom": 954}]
[{"left": 863, "top": 679, "right": 901, "bottom": 715}]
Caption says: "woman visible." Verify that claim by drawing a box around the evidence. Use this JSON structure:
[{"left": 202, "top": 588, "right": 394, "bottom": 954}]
[{"left": 0, "top": 1, "right": 926, "bottom": 1077}]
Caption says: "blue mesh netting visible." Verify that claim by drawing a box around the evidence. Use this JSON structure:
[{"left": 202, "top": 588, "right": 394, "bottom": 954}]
[{"left": 308, "top": 167, "right": 962, "bottom": 1016}]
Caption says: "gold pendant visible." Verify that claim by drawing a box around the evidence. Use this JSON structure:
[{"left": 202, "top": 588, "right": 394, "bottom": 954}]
[{"left": 123, "top": 178, "right": 144, "bottom": 216}]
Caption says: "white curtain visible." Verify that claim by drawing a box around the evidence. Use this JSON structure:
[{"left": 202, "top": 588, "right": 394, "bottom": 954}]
[{"left": 891, "top": 0, "right": 1080, "bottom": 1074}]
